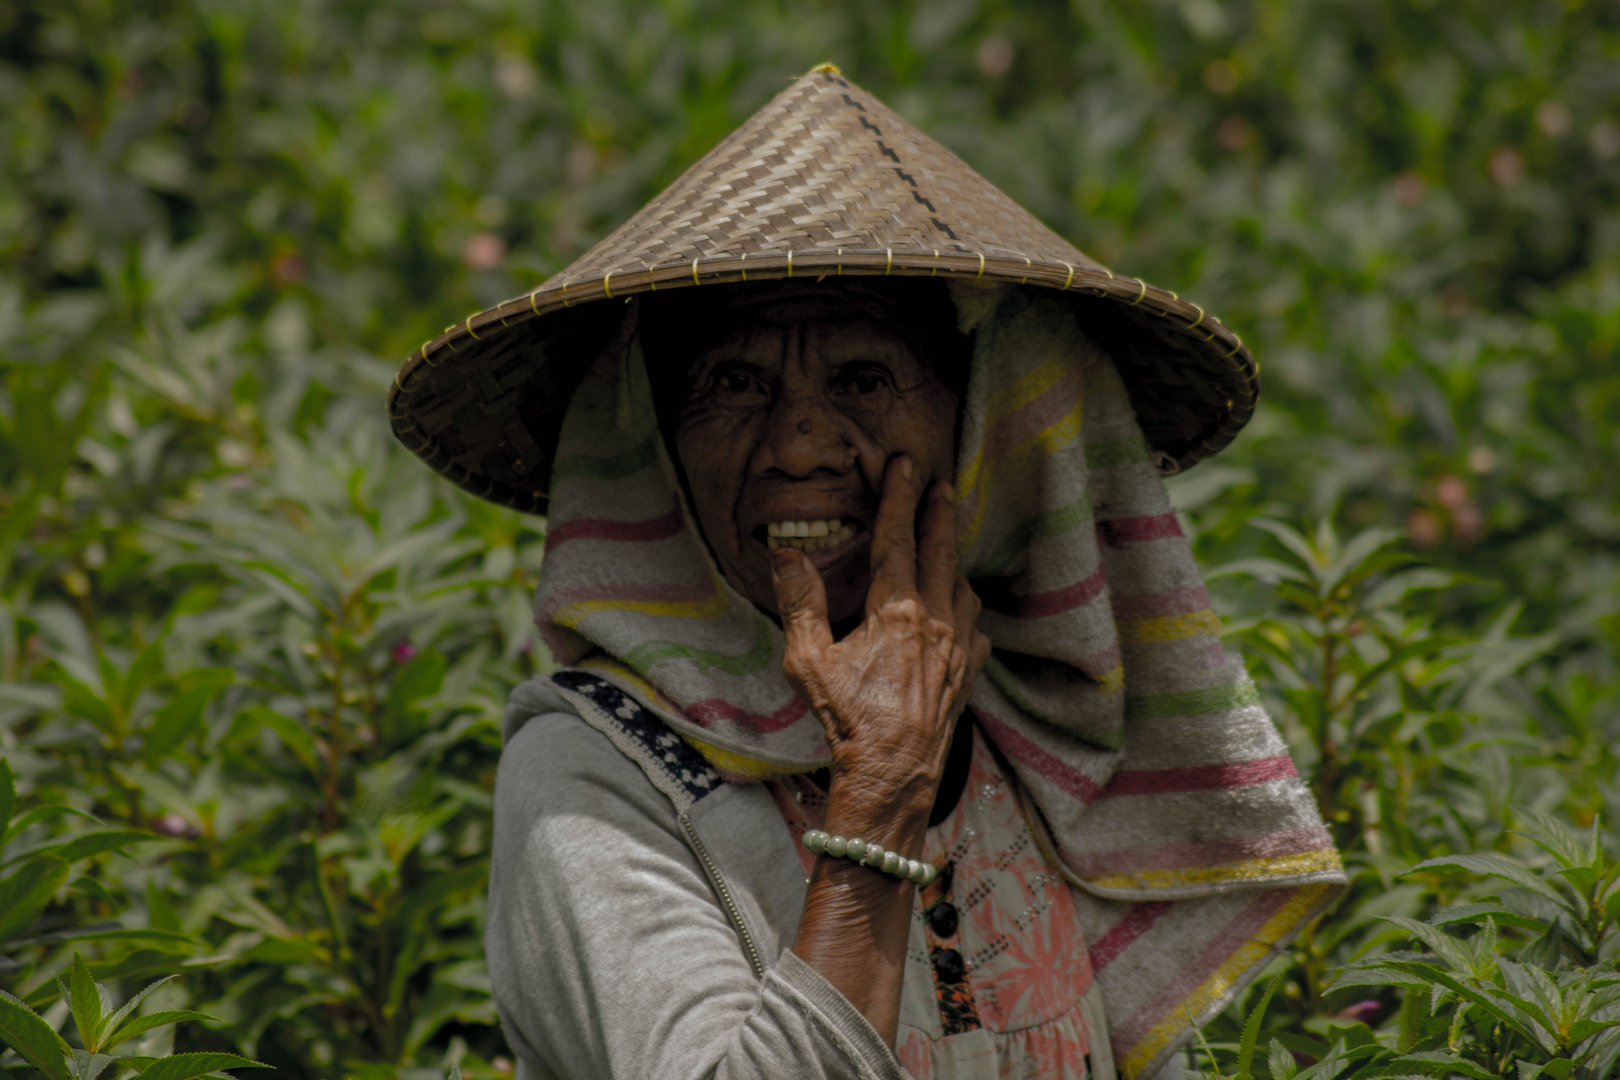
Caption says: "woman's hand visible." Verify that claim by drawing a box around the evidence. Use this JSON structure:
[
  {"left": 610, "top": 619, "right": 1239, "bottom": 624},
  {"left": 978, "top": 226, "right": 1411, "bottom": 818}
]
[{"left": 771, "top": 454, "right": 992, "bottom": 826}]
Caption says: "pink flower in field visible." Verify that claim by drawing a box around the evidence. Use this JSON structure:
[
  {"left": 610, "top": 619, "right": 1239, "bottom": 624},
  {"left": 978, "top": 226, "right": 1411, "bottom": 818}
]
[
  {"left": 463, "top": 231, "right": 506, "bottom": 269},
  {"left": 391, "top": 641, "right": 418, "bottom": 664},
  {"left": 155, "top": 812, "right": 199, "bottom": 838},
  {"left": 1335, "top": 999, "right": 1383, "bottom": 1024}
]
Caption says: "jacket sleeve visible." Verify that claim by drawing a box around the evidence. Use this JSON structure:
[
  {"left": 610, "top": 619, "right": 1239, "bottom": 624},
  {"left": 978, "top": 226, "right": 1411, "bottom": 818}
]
[{"left": 487, "top": 711, "right": 908, "bottom": 1080}]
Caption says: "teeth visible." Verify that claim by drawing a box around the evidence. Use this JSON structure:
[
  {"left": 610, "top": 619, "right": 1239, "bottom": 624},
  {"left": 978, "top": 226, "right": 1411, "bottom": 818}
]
[
  {"left": 764, "top": 520, "right": 855, "bottom": 552},
  {"left": 766, "top": 518, "right": 842, "bottom": 539}
]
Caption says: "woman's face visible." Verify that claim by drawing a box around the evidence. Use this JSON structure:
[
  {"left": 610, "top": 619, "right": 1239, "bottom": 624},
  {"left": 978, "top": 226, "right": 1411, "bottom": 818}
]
[{"left": 672, "top": 301, "right": 958, "bottom": 627}]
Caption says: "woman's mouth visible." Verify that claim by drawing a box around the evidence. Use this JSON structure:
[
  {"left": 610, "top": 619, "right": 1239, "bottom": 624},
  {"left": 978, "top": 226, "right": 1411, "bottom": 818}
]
[{"left": 762, "top": 517, "right": 860, "bottom": 553}]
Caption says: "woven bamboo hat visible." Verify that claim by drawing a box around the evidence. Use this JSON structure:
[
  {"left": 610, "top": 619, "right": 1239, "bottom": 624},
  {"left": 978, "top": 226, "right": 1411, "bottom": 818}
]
[{"left": 389, "top": 64, "right": 1257, "bottom": 514}]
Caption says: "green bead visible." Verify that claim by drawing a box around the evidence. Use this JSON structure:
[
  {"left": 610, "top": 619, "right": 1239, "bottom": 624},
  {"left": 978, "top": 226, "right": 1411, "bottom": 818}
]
[
  {"left": 918, "top": 862, "right": 937, "bottom": 886},
  {"left": 845, "top": 838, "right": 867, "bottom": 861},
  {"left": 861, "top": 842, "right": 884, "bottom": 866},
  {"left": 826, "top": 835, "right": 848, "bottom": 858},
  {"left": 803, "top": 830, "right": 827, "bottom": 855},
  {"left": 881, "top": 851, "right": 901, "bottom": 874}
]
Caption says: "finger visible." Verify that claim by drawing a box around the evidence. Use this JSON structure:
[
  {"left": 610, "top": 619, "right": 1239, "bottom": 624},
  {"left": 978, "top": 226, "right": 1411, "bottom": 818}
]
[
  {"left": 867, "top": 454, "right": 920, "bottom": 607},
  {"left": 771, "top": 547, "right": 834, "bottom": 655},
  {"left": 951, "top": 573, "right": 983, "bottom": 642},
  {"left": 916, "top": 481, "right": 958, "bottom": 615}
]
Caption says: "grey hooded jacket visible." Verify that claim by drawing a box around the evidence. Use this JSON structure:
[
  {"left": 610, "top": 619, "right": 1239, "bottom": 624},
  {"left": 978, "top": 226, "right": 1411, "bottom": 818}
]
[{"left": 486, "top": 671, "right": 1123, "bottom": 1080}]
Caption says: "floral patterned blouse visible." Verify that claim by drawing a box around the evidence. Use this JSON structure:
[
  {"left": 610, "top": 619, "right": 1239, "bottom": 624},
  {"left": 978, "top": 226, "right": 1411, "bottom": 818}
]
[{"left": 767, "top": 721, "right": 1114, "bottom": 1080}]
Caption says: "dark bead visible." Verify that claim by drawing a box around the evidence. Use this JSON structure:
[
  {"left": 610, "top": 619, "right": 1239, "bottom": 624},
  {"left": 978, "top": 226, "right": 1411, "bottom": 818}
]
[
  {"left": 928, "top": 902, "right": 959, "bottom": 938},
  {"left": 933, "top": 947, "right": 965, "bottom": 984}
]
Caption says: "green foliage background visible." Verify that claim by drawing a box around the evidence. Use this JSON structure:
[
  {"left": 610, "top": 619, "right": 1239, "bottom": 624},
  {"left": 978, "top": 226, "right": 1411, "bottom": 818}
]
[{"left": 1, "top": 0, "right": 1617, "bottom": 1076}]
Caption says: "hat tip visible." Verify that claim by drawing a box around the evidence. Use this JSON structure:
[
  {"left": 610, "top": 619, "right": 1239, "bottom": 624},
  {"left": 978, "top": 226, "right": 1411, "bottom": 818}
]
[{"left": 808, "top": 62, "right": 842, "bottom": 75}]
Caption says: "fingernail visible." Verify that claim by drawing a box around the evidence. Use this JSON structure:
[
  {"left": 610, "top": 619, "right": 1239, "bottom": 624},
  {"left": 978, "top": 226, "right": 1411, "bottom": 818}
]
[
  {"left": 899, "top": 455, "right": 913, "bottom": 480},
  {"left": 771, "top": 548, "right": 803, "bottom": 578}
]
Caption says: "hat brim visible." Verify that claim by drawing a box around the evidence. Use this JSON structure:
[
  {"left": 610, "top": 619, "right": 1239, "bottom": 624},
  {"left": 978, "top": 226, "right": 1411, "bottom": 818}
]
[{"left": 388, "top": 68, "right": 1257, "bottom": 514}]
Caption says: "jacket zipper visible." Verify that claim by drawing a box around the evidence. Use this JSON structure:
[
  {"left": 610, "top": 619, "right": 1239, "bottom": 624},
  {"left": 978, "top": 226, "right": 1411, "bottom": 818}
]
[{"left": 679, "top": 811, "right": 766, "bottom": 980}]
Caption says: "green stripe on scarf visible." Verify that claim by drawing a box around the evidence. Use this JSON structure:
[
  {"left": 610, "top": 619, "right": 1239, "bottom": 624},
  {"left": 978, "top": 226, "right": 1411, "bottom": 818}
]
[
  {"left": 552, "top": 434, "right": 660, "bottom": 481},
  {"left": 1125, "top": 682, "right": 1262, "bottom": 721},
  {"left": 623, "top": 613, "right": 774, "bottom": 676},
  {"left": 975, "top": 492, "right": 1093, "bottom": 577}
]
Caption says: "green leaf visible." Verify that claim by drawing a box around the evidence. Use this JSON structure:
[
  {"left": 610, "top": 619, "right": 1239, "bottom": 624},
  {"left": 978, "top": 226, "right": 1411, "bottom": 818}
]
[
  {"left": 129, "top": 1052, "right": 271, "bottom": 1080},
  {"left": 101, "top": 1010, "right": 219, "bottom": 1052},
  {"left": 0, "top": 988, "right": 73, "bottom": 1080},
  {"left": 71, "top": 1048, "right": 118, "bottom": 1080},
  {"left": 1428, "top": 902, "right": 1547, "bottom": 933},
  {"left": 0, "top": 760, "right": 15, "bottom": 837},
  {"left": 32, "top": 829, "right": 155, "bottom": 866},
  {"left": 1518, "top": 922, "right": 1564, "bottom": 970},
  {"left": 4, "top": 927, "right": 193, "bottom": 951},
  {"left": 57, "top": 672, "right": 114, "bottom": 732},
  {"left": 2, "top": 805, "right": 98, "bottom": 848},
  {"left": 235, "top": 706, "right": 320, "bottom": 776},
  {"left": 142, "top": 683, "right": 227, "bottom": 766},
  {"left": 1391, "top": 1050, "right": 1494, "bottom": 1079},
  {"left": 0, "top": 856, "right": 69, "bottom": 945},
  {"left": 65, "top": 953, "right": 108, "bottom": 1050},
  {"left": 1237, "top": 973, "right": 1284, "bottom": 1077},
  {"left": 1268, "top": 1038, "right": 1298, "bottom": 1080},
  {"left": 98, "top": 976, "right": 179, "bottom": 1051},
  {"left": 381, "top": 648, "right": 447, "bottom": 746},
  {"left": 122, "top": 640, "right": 168, "bottom": 718},
  {"left": 1399, "top": 854, "right": 1569, "bottom": 908},
  {"left": 1377, "top": 959, "right": 1552, "bottom": 1053}
]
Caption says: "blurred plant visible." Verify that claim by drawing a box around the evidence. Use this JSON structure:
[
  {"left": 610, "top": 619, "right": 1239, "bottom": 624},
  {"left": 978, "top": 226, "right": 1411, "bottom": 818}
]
[
  {"left": 1, "top": 761, "right": 197, "bottom": 999},
  {"left": 1192, "top": 811, "right": 1620, "bottom": 1078},
  {"left": 3, "top": 0, "right": 1618, "bottom": 1074},
  {"left": 0, "top": 954, "right": 266, "bottom": 1080},
  {"left": 1332, "top": 810, "right": 1620, "bottom": 1079}
]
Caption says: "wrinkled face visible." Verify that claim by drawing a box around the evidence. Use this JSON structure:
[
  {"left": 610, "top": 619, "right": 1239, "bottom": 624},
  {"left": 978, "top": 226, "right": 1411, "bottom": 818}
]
[{"left": 672, "top": 303, "right": 959, "bottom": 626}]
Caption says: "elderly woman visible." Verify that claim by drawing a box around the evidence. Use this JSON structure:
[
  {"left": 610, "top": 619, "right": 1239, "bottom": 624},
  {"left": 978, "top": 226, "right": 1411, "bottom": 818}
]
[{"left": 389, "top": 67, "right": 1344, "bottom": 1080}]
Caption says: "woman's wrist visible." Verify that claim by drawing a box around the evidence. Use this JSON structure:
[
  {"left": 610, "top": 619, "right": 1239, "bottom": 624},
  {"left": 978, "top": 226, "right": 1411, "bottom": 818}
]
[{"left": 821, "top": 769, "right": 938, "bottom": 858}]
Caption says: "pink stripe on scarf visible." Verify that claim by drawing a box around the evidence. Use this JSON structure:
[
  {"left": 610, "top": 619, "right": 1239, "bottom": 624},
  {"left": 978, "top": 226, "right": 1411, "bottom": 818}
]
[
  {"left": 1099, "top": 755, "right": 1298, "bottom": 798},
  {"left": 1088, "top": 902, "right": 1172, "bottom": 973},
  {"left": 989, "top": 564, "right": 1108, "bottom": 619},
  {"left": 545, "top": 504, "right": 684, "bottom": 553},
  {"left": 1110, "top": 584, "right": 1211, "bottom": 619},
  {"left": 1096, "top": 513, "right": 1182, "bottom": 547},
  {"left": 686, "top": 695, "right": 809, "bottom": 734},
  {"left": 974, "top": 707, "right": 1104, "bottom": 803},
  {"left": 1113, "top": 889, "right": 1296, "bottom": 1051}
]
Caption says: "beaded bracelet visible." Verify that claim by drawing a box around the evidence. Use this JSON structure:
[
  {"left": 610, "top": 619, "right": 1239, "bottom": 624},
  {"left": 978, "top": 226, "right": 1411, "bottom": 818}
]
[{"left": 801, "top": 829, "right": 939, "bottom": 886}]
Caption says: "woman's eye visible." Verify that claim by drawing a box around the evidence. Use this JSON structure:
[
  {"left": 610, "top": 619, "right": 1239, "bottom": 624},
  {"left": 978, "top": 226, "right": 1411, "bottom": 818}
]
[
  {"left": 835, "top": 369, "right": 891, "bottom": 396},
  {"left": 718, "top": 372, "right": 755, "bottom": 393}
]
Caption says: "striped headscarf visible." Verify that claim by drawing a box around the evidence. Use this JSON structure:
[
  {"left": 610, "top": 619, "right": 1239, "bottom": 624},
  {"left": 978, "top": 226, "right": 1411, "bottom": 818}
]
[{"left": 531, "top": 281, "right": 1345, "bottom": 1078}]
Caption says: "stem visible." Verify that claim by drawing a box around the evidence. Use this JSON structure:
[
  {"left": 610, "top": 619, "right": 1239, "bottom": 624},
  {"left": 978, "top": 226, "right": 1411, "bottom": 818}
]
[
  {"left": 323, "top": 640, "right": 344, "bottom": 833},
  {"left": 1316, "top": 627, "right": 1340, "bottom": 824}
]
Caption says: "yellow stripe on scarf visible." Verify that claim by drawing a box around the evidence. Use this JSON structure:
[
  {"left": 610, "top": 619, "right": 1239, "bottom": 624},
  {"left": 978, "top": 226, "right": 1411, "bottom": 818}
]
[
  {"left": 1120, "top": 883, "right": 1340, "bottom": 1078},
  {"left": 1117, "top": 610, "right": 1223, "bottom": 644},
  {"left": 553, "top": 583, "right": 732, "bottom": 630},
  {"left": 1085, "top": 849, "right": 1343, "bottom": 893}
]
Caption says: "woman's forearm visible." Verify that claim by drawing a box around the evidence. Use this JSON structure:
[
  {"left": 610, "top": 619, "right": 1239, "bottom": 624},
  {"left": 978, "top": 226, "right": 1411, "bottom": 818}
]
[{"left": 789, "top": 777, "right": 938, "bottom": 1047}]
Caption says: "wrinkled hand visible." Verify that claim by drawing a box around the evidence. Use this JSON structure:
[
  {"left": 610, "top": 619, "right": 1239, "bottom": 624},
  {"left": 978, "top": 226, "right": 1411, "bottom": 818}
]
[{"left": 771, "top": 456, "right": 992, "bottom": 810}]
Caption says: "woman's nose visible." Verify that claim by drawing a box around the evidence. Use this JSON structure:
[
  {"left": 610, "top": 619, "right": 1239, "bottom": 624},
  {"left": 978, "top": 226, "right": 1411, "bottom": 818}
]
[{"left": 752, "top": 391, "right": 854, "bottom": 478}]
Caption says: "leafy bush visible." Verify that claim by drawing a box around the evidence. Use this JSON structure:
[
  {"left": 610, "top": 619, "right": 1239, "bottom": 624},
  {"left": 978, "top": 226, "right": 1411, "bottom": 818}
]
[
  {"left": 2, "top": 0, "right": 1616, "bottom": 1075},
  {"left": 1191, "top": 811, "right": 1620, "bottom": 1079},
  {"left": 0, "top": 953, "right": 265, "bottom": 1080}
]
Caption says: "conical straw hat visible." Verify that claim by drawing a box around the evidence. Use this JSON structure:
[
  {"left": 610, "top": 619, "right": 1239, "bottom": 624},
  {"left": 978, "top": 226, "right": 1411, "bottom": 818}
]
[{"left": 389, "top": 65, "right": 1257, "bottom": 514}]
